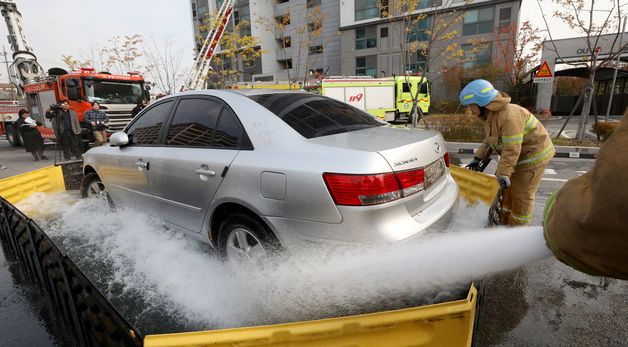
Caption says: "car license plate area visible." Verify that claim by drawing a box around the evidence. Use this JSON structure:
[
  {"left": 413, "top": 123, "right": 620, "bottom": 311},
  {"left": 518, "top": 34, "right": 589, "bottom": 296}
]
[{"left": 424, "top": 158, "right": 446, "bottom": 190}]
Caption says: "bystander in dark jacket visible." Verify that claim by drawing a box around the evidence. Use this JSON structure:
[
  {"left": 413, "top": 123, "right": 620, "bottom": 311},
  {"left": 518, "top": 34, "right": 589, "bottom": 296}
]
[
  {"left": 131, "top": 98, "right": 148, "bottom": 117},
  {"left": 16, "top": 109, "right": 47, "bottom": 160},
  {"left": 45, "top": 100, "right": 82, "bottom": 161}
]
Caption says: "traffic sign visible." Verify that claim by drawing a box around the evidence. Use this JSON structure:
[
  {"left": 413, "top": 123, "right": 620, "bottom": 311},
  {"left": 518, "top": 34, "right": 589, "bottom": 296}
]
[
  {"left": 536, "top": 60, "right": 553, "bottom": 78},
  {"left": 533, "top": 60, "right": 554, "bottom": 83}
]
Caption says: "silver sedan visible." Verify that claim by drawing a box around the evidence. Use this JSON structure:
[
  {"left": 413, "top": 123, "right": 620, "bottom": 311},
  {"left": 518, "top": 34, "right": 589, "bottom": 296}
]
[{"left": 81, "top": 90, "right": 458, "bottom": 262}]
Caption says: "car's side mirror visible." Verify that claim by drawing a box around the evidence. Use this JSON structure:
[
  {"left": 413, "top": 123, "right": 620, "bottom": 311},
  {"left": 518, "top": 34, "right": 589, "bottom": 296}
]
[{"left": 109, "top": 132, "right": 129, "bottom": 147}]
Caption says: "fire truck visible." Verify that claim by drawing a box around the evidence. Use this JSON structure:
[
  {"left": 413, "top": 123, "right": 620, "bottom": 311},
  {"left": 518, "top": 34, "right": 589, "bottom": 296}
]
[
  {"left": 305, "top": 75, "right": 431, "bottom": 122},
  {"left": 0, "top": 0, "right": 150, "bottom": 147}
]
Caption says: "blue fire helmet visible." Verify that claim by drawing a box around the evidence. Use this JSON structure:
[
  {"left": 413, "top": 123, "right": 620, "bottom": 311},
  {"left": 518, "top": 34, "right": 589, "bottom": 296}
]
[{"left": 459, "top": 79, "right": 498, "bottom": 107}]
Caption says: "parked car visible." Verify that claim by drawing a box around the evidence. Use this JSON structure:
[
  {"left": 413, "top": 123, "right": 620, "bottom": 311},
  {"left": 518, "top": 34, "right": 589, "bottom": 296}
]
[{"left": 81, "top": 90, "right": 458, "bottom": 262}]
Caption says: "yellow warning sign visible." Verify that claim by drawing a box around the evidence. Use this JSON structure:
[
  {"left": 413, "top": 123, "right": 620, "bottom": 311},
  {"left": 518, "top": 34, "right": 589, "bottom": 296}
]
[{"left": 536, "top": 60, "right": 553, "bottom": 78}]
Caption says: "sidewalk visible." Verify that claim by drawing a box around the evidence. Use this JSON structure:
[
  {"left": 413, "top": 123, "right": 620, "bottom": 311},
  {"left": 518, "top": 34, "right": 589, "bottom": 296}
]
[{"left": 447, "top": 141, "right": 599, "bottom": 159}]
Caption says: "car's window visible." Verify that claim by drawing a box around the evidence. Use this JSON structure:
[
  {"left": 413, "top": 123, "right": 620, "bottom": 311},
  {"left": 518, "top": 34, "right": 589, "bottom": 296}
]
[
  {"left": 214, "top": 107, "right": 243, "bottom": 148},
  {"left": 248, "top": 94, "right": 385, "bottom": 139},
  {"left": 126, "top": 100, "right": 172, "bottom": 145},
  {"left": 167, "top": 98, "right": 221, "bottom": 146}
]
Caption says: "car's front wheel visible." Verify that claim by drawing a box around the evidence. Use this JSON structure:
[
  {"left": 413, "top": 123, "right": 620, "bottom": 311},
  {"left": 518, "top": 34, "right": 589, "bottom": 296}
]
[
  {"left": 217, "top": 213, "right": 281, "bottom": 265},
  {"left": 81, "top": 172, "right": 115, "bottom": 208}
]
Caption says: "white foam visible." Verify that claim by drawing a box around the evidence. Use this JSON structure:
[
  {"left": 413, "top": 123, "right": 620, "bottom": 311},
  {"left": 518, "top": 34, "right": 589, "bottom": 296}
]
[{"left": 17, "top": 193, "right": 552, "bottom": 330}]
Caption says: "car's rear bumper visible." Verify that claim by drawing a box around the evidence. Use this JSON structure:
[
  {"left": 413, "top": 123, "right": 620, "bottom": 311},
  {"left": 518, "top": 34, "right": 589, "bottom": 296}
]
[{"left": 265, "top": 174, "right": 459, "bottom": 251}]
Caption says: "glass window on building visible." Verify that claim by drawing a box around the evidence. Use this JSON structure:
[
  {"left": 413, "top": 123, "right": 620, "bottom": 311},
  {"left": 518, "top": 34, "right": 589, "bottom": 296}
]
[
  {"left": 462, "top": 42, "right": 493, "bottom": 69},
  {"left": 355, "top": 26, "right": 377, "bottom": 50},
  {"left": 307, "top": 0, "right": 321, "bottom": 8},
  {"left": 498, "top": 7, "right": 512, "bottom": 32},
  {"left": 356, "top": 55, "right": 377, "bottom": 77},
  {"left": 355, "top": 0, "right": 379, "bottom": 21},
  {"left": 280, "top": 36, "right": 292, "bottom": 48},
  {"left": 276, "top": 13, "right": 290, "bottom": 25},
  {"left": 308, "top": 20, "right": 322, "bottom": 32},
  {"left": 463, "top": 7, "right": 494, "bottom": 36},
  {"left": 309, "top": 45, "right": 324, "bottom": 54},
  {"left": 407, "top": 17, "right": 430, "bottom": 42},
  {"left": 404, "top": 50, "right": 427, "bottom": 73},
  {"left": 406, "top": 0, "right": 442, "bottom": 11}
]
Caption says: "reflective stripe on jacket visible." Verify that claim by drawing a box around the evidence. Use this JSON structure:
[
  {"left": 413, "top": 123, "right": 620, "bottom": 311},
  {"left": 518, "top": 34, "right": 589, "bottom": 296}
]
[
  {"left": 543, "top": 115, "right": 628, "bottom": 280},
  {"left": 475, "top": 92, "right": 555, "bottom": 177}
]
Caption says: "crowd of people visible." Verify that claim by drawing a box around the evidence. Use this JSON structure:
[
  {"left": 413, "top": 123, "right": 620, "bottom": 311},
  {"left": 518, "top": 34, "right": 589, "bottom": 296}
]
[{"left": 11, "top": 97, "right": 149, "bottom": 163}]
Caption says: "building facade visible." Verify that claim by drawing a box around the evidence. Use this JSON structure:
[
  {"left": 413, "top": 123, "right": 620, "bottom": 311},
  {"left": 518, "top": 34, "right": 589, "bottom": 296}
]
[
  {"left": 189, "top": 0, "right": 341, "bottom": 83},
  {"left": 339, "top": 0, "right": 522, "bottom": 100}
]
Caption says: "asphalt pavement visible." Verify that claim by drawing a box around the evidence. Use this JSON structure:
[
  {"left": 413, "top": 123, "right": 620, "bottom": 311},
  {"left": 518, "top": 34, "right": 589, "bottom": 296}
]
[
  {"left": 0, "top": 140, "right": 58, "bottom": 179},
  {"left": 1, "top": 140, "right": 627, "bottom": 346},
  {"left": 454, "top": 153, "right": 628, "bottom": 347}
]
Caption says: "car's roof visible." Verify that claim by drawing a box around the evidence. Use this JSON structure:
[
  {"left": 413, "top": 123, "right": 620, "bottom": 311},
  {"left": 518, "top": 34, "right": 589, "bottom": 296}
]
[
  {"left": 155, "top": 89, "right": 306, "bottom": 99},
  {"left": 230, "top": 89, "right": 306, "bottom": 96}
]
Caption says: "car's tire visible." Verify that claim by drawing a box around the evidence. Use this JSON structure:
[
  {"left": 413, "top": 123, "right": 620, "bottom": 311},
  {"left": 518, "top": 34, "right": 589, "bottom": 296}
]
[
  {"left": 5, "top": 123, "right": 21, "bottom": 147},
  {"left": 217, "top": 212, "right": 282, "bottom": 264},
  {"left": 81, "top": 172, "right": 115, "bottom": 208}
]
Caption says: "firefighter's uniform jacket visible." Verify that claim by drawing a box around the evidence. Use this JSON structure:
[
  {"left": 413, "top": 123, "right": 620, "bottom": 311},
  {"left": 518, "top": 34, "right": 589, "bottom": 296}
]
[
  {"left": 544, "top": 115, "right": 627, "bottom": 280},
  {"left": 475, "top": 92, "right": 555, "bottom": 225}
]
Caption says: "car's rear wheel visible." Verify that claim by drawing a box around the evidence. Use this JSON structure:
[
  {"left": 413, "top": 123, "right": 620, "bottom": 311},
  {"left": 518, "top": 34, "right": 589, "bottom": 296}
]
[{"left": 217, "top": 213, "right": 281, "bottom": 265}]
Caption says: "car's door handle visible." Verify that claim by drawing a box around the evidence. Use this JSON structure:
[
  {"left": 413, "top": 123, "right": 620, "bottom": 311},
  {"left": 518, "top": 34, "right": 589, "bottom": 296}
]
[
  {"left": 135, "top": 161, "right": 149, "bottom": 171},
  {"left": 195, "top": 169, "right": 216, "bottom": 177}
]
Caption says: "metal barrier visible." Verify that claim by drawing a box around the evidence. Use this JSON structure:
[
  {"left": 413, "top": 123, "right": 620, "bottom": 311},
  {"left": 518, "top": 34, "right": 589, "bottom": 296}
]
[
  {"left": 0, "top": 165, "right": 65, "bottom": 204},
  {"left": 144, "top": 286, "right": 477, "bottom": 347},
  {"left": 450, "top": 165, "right": 500, "bottom": 206},
  {"left": 0, "top": 196, "right": 143, "bottom": 347}
]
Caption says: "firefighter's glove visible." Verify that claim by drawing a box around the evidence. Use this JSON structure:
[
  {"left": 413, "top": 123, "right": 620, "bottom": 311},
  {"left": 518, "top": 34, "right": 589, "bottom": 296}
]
[
  {"left": 497, "top": 175, "right": 511, "bottom": 188},
  {"left": 466, "top": 157, "right": 483, "bottom": 171}
]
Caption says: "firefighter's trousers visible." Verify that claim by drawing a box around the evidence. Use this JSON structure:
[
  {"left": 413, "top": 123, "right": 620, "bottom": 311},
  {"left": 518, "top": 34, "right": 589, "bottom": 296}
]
[{"left": 500, "top": 163, "right": 548, "bottom": 226}]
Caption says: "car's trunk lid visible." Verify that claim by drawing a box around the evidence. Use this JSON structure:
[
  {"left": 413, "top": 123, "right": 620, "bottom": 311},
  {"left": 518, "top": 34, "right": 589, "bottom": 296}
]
[{"left": 310, "top": 126, "right": 449, "bottom": 214}]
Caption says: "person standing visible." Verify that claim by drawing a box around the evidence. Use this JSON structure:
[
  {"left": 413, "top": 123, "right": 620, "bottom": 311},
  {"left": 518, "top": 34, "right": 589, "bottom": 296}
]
[
  {"left": 84, "top": 102, "right": 110, "bottom": 147},
  {"left": 16, "top": 109, "right": 47, "bottom": 160},
  {"left": 131, "top": 98, "right": 148, "bottom": 117},
  {"left": 45, "top": 100, "right": 82, "bottom": 160},
  {"left": 460, "top": 79, "right": 554, "bottom": 226},
  {"left": 543, "top": 109, "right": 627, "bottom": 279}
]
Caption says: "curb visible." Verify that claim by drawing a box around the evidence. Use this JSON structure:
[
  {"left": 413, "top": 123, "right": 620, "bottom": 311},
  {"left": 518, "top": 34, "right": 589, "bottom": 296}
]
[{"left": 447, "top": 142, "right": 599, "bottom": 159}]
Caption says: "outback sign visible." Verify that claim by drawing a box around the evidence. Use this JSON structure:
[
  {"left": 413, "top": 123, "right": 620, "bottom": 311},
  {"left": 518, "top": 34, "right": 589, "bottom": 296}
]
[{"left": 576, "top": 47, "right": 601, "bottom": 55}]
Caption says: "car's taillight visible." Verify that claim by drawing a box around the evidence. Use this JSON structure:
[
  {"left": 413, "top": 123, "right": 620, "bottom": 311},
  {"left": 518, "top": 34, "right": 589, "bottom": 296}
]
[
  {"left": 324, "top": 153, "right": 450, "bottom": 207},
  {"left": 395, "top": 168, "right": 425, "bottom": 197},
  {"left": 323, "top": 173, "right": 401, "bottom": 206}
]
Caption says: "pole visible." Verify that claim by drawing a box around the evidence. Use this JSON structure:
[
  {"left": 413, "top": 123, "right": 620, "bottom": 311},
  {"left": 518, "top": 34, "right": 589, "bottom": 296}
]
[{"left": 605, "top": 17, "right": 626, "bottom": 120}]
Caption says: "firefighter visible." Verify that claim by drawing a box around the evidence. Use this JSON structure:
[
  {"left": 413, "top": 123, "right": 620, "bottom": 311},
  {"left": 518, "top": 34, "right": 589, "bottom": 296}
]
[
  {"left": 543, "top": 110, "right": 627, "bottom": 280},
  {"left": 460, "top": 79, "right": 555, "bottom": 226}
]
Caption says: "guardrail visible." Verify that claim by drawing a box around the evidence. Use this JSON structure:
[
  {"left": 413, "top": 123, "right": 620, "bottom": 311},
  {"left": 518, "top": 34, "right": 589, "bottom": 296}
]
[{"left": 0, "top": 196, "right": 143, "bottom": 347}]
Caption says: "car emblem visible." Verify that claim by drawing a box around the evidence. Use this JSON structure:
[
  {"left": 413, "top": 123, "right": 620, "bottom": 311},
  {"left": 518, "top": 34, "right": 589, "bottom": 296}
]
[{"left": 433, "top": 143, "right": 441, "bottom": 153}]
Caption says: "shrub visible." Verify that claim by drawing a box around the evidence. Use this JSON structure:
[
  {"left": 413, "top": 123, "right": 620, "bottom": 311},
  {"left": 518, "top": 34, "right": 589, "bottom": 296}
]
[
  {"left": 431, "top": 99, "right": 462, "bottom": 114},
  {"left": 591, "top": 121, "right": 619, "bottom": 141},
  {"left": 423, "top": 114, "right": 485, "bottom": 142}
]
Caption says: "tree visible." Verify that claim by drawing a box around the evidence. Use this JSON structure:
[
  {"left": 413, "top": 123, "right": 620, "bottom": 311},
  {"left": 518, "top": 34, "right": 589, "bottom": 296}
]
[
  {"left": 388, "top": 0, "right": 469, "bottom": 76},
  {"left": 258, "top": 4, "right": 330, "bottom": 88},
  {"left": 382, "top": 0, "right": 470, "bottom": 126},
  {"left": 143, "top": 38, "right": 189, "bottom": 94},
  {"left": 537, "top": 0, "right": 626, "bottom": 141},
  {"left": 101, "top": 34, "right": 144, "bottom": 74},
  {"left": 200, "top": 19, "right": 263, "bottom": 88},
  {"left": 61, "top": 55, "right": 91, "bottom": 71},
  {"left": 494, "top": 21, "right": 545, "bottom": 103},
  {"left": 258, "top": 13, "right": 295, "bottom": 87}
]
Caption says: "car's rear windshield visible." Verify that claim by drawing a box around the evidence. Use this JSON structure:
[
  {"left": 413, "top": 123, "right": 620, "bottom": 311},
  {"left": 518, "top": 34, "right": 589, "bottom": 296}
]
[{"left": 247, "top": 93, "right": 386, "bottom": 139}]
